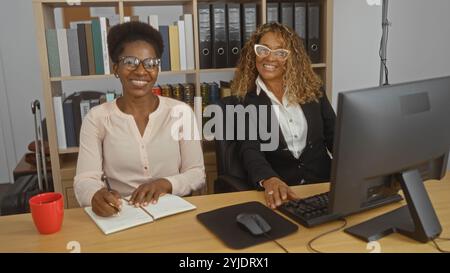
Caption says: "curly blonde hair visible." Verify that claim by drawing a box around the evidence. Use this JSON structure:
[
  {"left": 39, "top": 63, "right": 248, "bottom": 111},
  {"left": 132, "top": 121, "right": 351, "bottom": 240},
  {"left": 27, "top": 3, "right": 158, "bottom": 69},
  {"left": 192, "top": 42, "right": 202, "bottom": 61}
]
[{"left": 232, "top": 22, "right": 323, "bottom": 104}]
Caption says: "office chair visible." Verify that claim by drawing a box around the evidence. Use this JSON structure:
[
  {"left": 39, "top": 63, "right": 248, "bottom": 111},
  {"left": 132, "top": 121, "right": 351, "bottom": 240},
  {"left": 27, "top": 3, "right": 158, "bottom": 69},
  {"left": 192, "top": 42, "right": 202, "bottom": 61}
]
[{"left": 213, "top": 96, "right": 253, "bottom": 193}]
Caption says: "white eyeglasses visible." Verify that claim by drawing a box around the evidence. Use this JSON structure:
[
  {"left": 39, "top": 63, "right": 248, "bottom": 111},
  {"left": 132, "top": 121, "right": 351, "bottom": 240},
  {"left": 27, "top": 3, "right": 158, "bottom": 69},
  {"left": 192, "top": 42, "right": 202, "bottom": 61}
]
[{"left": 254, "top": 44, "right": 290, "bottom": 60}]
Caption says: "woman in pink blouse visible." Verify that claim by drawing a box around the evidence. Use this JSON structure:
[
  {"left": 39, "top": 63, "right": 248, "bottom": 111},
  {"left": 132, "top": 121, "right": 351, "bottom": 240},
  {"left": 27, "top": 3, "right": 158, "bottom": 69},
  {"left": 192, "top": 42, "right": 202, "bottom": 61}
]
[{"left": 74, "top": 22, "right": 205, "bottom": 217}]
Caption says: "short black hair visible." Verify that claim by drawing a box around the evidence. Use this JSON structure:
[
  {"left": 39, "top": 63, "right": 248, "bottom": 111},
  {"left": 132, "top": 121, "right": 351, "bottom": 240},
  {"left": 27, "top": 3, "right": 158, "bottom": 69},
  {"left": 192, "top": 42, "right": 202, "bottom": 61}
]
[{"left": 107, "top": 21, "right": 164, "bottom": 63}]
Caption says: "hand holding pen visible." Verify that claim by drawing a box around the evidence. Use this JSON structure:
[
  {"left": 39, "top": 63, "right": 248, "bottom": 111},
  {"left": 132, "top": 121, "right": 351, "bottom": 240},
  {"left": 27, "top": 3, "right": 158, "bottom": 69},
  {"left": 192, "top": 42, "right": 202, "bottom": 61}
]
[{"left": 91, "top": 174, "right": 123, "bottom": 217}]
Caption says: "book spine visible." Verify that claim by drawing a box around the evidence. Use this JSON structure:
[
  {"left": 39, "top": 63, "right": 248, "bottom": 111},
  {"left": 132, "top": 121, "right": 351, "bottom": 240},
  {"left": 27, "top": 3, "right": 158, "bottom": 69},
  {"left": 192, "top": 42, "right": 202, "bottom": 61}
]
[
  {"left": 91, "top": 18, "right": 105, "bottom": 75},
  {"left": 63, "top": 99, "right": 77, "bottom": 147},
  {"left": 169, "top": 25, "right": 180, "bottom": 71},
  {"left": 177, "top": 20, "right": 187, "bottom": 71},
  {"left": 53, "top": 96, "right": 67, "bottom": 149},
  {"left": 77, "top": 24, "right": 89, "bottom": 75},
  {"left": 184, "top": 14, "right": 195, "bottom": 70},
  {"left": 85, "top": 24, "right": 96, "bottom": 75},
  {"left": 45, "top": 29, "right": 61, "bottom": 77},
  {"left": 79, "top": 100, "right": 91, "bottom": 121},
  {"left": 159, "top": 25, "right": 171, "bottom": 71},
  {"left": 149, "top": 15, "right": 159, "bottom": 30},
  {"left": 99, "top": 17, "right": 111, "bottom": 74},
  {"left": 67, "top": 29, "right": 82, "bottom": 76},
  {"left": 56, "top": 29, "right": 71, "bottom": 77}
]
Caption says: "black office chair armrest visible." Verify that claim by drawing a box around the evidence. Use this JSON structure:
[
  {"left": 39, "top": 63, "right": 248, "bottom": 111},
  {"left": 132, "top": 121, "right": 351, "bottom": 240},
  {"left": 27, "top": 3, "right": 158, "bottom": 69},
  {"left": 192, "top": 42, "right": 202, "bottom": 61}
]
[{"left": 214, "top": 175, "right": 253, "bottom": 194}]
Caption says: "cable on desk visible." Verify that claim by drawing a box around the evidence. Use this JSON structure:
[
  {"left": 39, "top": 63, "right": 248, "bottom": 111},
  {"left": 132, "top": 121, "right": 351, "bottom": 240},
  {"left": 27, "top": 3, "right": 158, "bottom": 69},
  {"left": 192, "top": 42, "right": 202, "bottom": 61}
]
[
  {"left": 431, "top": 239, "right": 450, "bottom": 253},
  {"left": 307, "top": 218, "right": 348, "bottom": 253},
  {"left": 263, "top": 232, "right": 289, "bottom": 253}
]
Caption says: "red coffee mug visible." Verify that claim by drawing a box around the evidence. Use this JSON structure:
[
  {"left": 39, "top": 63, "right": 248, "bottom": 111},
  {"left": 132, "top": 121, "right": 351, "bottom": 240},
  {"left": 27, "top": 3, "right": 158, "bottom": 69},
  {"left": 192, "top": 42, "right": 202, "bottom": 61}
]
[{"left": 29, "top": 192, "right": 64, "bottom": 234}]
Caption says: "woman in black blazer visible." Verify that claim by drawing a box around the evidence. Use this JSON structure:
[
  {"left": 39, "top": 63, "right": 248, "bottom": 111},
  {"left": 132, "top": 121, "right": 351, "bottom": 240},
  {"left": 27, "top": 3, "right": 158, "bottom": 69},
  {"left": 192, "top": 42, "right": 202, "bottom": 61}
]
[{"left": 231, "top": 22, "right": 336, "bottom": 209}]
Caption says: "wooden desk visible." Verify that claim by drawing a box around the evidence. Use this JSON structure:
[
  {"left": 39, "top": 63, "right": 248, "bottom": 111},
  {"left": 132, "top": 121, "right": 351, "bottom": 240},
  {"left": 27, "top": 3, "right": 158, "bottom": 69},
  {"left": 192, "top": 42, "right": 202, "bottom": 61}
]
[{"left": 0, "top": 173, "right": 449, "bottom": 253}]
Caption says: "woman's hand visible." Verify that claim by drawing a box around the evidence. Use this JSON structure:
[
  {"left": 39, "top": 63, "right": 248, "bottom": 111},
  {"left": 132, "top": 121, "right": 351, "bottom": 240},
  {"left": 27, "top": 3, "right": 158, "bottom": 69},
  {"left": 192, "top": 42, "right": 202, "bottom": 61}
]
[
  {"left": 91, "top": 188, "right": 122, "bottom": 217},
  {"left": 129, "top": 179, "right": 173, "bottom": 207},
  {"left": 262, "top": 177, "right": 298, "bottom": 209}
]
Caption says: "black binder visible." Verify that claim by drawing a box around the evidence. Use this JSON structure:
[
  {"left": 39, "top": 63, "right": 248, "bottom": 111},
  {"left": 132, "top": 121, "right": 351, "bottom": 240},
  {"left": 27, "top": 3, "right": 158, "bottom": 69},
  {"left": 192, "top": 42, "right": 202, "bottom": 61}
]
[
  {"left": 76, "top": 24, "right": 89, "bottom": 76},
  {"left": 281, "top": 2, "right": 294, "bottom": 29},
  {"left": 266, "top": 2, "right": 280, "bottom": 23},
  {"left": 159, "top": 25, "right": 171, "bottom": 71},
  {"left": 226, "top": 3, "right": 241, "bottom": 67},
  {"left": 197, "top": 201, "right": 298, "bottom": 249},
  {"left": 242, "top": 3, "right": 258, "bottom": 44},
  {"left": 212, "top": 3, "right": 228, "bottom": 68},
  {"left": 294, "top": 1, "right": 307, "bottom": 48},
  {"left": 198, "top": 4, "right": 212, "bottom": 69},
  {"left": 307, "top": 0, "right": 321, "bottom": 63}
]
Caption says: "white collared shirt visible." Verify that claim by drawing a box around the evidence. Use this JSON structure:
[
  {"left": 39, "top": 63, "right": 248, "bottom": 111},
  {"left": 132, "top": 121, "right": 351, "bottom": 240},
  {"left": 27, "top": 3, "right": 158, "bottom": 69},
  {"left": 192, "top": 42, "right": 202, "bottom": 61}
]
[{"left": 255, "top": 76, "right": 308, "bottom": 159}]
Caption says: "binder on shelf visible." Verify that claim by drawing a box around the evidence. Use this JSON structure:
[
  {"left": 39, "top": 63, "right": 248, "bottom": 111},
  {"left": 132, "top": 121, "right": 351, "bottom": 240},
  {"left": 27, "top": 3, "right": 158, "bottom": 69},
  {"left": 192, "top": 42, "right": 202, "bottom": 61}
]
[
  {"left": 294, "top": 1, "right": 307, "bottom": 48},
  {"left": 184, "top": 14, "right": 195, "bottom": 70},
  {"left": 85, "top": 23, "right": 96, "bottom": 75},
  {"left": 45, "top": 29, "right": 61, "bottom": 77},
  {"left": 66, "top": 29, "right": 82, "bottom": 76},
  {"left": 226, "top": 3, "right": 241, "bottom": 68},
  {"left": 63, "top": 99, "right": 76, "bottom": 147},
  {"left": 99, "top": 17, "right": 111, "bottom": 75},
  {"left": 159, "top": 25, "right": 171, "bottom": 71},
  {"left": 242, "top": 3, "right": 258, "bottom": 44},
  {"left": 149, "top": 15, "right": 159, "bottom": 30},
  {"left": 198, "top": 4, "right": 212, "bottom": 69},
  {"left": 56, "top": 29, "right": 71, "bottom": 77},
  {"left": 168, "top": 24, "right": 180, "bottom": 71},
  {"left": 91, "top": 18, "right": 105, "bottom": 75},
  {"left": 266, "top": 2, "right": 279, "bottom": 23},
  {"left": 307, "top": 0, "right": 321, "bottom": 63},
  {"left": 281, "top": 2, "right": 294, "bottom": 29},
  {"left": 53, "top": 95, "right": 67, "bottom": 149},
  {"left": 177, "top": 20, "right": 187, "bottom": 71},
  {"left": 211, "top": 3, "right": 228, "bottom": 69},
  {"left": 76, "top": 24, "right": 89, "bottom": 75}
]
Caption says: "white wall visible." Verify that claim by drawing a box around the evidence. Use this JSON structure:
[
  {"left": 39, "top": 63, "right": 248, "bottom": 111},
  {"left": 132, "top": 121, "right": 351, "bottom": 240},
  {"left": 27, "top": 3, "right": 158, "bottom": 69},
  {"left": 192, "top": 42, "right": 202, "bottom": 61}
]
[
  {"left": 0, "top": 51, "right": 16, "bottom": 183},
  {"left": 387, "top": 0, "right": 450, "bottom": 171},
  {"left": 0, "top": 0, "right": 43, "bottom": 181},
  {"left": 332, "top": 0, "right": 382, "bottom": 108},
  {"left": 388, "top": 0, "right": 450, "bottom": 84},
  {"left": 332, "top": 0, "right": 450, "bottom": 171}
]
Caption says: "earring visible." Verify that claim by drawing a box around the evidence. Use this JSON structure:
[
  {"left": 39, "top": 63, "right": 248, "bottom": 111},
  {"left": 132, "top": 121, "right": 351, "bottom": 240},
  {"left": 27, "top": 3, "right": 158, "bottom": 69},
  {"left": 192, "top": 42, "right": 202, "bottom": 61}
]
[{"left": 114, "top": 73, "right": 119, "bottom": 78}]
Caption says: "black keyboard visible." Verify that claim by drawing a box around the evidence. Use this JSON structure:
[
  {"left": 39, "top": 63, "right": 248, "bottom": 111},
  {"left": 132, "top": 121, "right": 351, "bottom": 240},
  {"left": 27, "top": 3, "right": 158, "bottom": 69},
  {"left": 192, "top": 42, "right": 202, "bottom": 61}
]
[
  {"left": 278, "top": 192, "right": 340, "bottom": 227},
  {"left": 278, "top": 191, "right": 404, "bottom": 227}
]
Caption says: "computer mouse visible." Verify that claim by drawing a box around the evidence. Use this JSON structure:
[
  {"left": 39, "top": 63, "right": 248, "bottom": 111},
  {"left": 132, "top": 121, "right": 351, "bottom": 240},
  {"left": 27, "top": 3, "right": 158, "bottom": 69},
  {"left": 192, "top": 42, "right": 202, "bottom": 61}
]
[{"left": 236, "top": 213, "right": 272, "bottom": 236}]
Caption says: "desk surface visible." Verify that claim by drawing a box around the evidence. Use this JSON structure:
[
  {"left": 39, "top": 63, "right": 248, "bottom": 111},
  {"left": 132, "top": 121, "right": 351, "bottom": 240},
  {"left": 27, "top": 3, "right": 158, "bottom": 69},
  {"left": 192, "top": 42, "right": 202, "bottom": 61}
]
[{"left": 1, "top": 173, "right": 449, "bottom": 253}]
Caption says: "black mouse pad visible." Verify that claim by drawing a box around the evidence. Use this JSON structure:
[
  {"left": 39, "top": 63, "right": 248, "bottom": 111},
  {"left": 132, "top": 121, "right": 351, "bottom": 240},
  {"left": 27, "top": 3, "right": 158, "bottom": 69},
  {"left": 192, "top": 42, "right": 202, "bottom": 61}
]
[{"left": 197, "top": 201, "right": 299, "bottom": 249}]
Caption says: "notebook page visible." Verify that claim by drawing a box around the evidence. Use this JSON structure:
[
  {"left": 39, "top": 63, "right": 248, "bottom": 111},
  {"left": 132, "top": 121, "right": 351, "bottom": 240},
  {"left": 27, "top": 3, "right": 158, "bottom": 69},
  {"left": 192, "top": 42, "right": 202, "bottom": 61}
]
[
  {"left": 143, "top": 194, "right": 196, "bottom": 219},
  {"left": 84, "top": 202, "right": 153, "bottom": 235}
]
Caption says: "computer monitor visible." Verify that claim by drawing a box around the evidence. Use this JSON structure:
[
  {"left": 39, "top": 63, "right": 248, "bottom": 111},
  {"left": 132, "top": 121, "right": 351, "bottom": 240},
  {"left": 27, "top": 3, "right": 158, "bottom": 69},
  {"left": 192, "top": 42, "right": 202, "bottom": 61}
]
[{"left": 329, "top": 76, "right": 450, "bottom": 243}]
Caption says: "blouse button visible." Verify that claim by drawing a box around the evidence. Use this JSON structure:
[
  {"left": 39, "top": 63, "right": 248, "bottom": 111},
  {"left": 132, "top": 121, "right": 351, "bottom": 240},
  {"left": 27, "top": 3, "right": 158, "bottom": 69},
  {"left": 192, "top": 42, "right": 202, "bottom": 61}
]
[{"left": 144, "top": 166, "right": 148, "bottom": 170}]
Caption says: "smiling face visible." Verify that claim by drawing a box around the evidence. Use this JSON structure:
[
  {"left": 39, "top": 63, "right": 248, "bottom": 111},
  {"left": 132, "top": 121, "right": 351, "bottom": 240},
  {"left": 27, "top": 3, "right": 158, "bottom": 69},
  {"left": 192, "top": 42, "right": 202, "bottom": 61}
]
[
  {"left": 255, "top": 32, "right": 288, "bottom": 84},
  {"left": 113, "top": 40, "right": 159, "bottom": 98}
]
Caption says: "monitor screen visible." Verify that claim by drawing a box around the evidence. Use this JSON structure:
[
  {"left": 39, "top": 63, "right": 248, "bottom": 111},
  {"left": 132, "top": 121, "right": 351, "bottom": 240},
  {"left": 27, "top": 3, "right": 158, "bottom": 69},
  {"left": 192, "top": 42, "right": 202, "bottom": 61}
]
[{"left": 329, "top": 76, "right": 450, "bottom": 242}]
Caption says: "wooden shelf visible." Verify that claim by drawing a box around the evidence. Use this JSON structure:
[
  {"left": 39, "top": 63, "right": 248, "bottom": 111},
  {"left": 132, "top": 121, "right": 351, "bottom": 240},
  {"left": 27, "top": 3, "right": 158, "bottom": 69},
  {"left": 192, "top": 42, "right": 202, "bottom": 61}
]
[
  {"left": 59, "top": 147, "right": 79, "bottom": 154},
  {"left": 199, "top": 68, "right": 236, "bottom": 73},
  {"left": 34, "top": 0, "right": 333, "bottom": 206},
  {"left": 312, "top": 63, "right": 326, "bottom": 68}
]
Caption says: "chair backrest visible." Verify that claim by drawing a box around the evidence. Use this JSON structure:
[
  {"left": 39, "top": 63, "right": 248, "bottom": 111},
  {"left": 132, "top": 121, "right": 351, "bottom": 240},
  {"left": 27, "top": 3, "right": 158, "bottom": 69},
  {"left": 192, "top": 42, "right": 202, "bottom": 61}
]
[{"left": 214, "top": 96, "right": 248, "bottom": 181}]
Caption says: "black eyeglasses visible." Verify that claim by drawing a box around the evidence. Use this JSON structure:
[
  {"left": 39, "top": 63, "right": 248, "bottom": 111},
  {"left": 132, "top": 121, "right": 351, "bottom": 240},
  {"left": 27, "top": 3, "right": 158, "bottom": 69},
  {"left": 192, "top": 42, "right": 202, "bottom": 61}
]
[{"left": 118, "top": 56, "right": 161, "bottom": 72}]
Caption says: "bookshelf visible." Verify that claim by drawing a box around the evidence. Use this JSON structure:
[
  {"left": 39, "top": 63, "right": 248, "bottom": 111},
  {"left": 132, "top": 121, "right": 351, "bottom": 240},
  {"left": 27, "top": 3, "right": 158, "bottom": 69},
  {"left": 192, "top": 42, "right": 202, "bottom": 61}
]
[{"left": 33, "top": 0, "right": 333, "bottom": 208}]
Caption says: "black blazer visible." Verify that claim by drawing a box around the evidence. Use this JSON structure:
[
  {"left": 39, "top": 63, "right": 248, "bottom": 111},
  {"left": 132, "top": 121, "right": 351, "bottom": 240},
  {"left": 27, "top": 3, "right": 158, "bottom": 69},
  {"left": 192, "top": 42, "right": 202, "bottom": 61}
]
[{"left": 239, "top": 89, "right": 336, "bottom": 189}]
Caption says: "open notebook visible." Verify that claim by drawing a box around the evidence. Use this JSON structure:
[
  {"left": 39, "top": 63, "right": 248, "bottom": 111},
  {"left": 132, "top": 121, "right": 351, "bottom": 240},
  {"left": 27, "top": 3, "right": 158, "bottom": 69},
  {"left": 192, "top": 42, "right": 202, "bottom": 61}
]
[{"left": 84, "top": 194, "right": 196, "bottom": 235}]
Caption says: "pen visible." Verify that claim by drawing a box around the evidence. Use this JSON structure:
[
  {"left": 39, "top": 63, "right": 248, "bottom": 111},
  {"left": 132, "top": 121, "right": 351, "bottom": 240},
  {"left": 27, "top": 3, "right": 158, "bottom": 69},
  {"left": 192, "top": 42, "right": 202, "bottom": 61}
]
[{"left": 101, "top": 174, "right": 121, "bottom": 214}]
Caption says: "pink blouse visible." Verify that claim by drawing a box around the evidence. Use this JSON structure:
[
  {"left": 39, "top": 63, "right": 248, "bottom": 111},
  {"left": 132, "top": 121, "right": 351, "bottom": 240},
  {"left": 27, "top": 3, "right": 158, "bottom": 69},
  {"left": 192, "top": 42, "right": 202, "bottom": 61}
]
[{"left": 74, "top": 97, "right": 205, "bottom": 207}]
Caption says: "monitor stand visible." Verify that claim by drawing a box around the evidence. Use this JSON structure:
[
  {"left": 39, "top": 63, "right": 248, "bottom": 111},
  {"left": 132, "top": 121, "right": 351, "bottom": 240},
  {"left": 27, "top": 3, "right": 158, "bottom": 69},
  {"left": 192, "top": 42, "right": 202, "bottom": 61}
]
[{"left": 344, "top": 169, "right": 442, "bottom": 243}]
